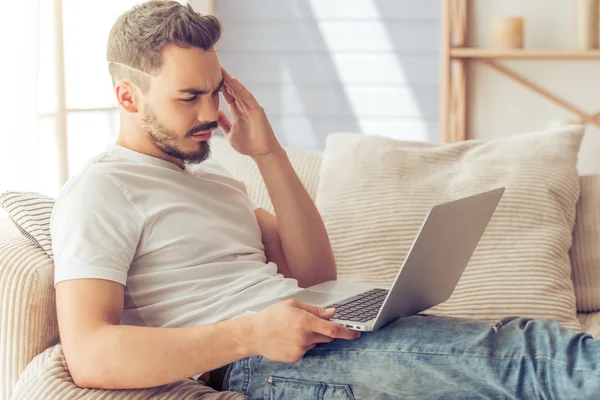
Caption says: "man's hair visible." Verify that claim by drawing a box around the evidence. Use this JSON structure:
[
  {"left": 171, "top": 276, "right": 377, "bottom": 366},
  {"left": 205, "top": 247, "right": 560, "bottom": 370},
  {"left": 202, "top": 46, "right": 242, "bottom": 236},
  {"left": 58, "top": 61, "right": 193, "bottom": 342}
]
[{"left": 106, "top": 0, "right": 221, "bottom": 92}]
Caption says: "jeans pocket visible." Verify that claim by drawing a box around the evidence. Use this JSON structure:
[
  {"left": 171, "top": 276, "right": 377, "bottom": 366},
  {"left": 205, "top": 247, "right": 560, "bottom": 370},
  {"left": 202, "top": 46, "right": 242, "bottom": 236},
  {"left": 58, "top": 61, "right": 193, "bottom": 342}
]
[{"left": 263, "top": 375, "right": 355, "bottom": 400}]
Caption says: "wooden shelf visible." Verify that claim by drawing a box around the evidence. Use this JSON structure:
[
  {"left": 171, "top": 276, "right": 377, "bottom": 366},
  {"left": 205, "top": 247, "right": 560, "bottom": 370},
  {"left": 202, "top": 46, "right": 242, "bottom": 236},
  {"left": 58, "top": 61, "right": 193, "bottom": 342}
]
[
  {"left": 451, "top": 48, "right": 600, "bottom": 60},
  {"left": 440, "top": 1, "right": 600, "bottom": 142}
]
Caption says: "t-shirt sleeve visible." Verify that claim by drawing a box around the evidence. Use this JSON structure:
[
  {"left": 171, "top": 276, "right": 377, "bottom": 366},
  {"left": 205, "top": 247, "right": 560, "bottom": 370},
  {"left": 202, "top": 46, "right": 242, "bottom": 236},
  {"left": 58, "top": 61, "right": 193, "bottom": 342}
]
[
  {"left": 51, "top": 169, "right": 144, "bottom": 287},
  {"left": 249, "top": 198, "right": 262, "bottom": 210}
]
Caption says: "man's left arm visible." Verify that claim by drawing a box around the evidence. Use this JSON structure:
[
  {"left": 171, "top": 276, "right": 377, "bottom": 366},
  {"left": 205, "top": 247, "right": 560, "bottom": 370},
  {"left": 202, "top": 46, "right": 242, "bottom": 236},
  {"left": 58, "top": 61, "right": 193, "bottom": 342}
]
[
  {"left": 253, "top": 151, "right": 336, "bottom": 288},
  {"left": 217, "top": 67, "right": 336, "bottom": 288}
]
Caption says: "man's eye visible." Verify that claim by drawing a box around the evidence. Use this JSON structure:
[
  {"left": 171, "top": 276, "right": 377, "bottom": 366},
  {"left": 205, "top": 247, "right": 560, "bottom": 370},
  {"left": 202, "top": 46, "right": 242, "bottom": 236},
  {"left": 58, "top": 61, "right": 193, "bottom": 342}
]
[{"left": 182, "top": 96, "right": 198, "bottom": 103}]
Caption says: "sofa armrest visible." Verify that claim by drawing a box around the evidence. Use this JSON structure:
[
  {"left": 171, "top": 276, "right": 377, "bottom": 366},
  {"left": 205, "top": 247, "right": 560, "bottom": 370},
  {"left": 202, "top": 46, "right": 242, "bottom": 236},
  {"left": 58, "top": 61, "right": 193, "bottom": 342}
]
[
  {"left": 13, "top": 344, "right": 248, "bottom": 400},
  {"left": 0, "top": 236, "right": 58, "bottom": 400}
]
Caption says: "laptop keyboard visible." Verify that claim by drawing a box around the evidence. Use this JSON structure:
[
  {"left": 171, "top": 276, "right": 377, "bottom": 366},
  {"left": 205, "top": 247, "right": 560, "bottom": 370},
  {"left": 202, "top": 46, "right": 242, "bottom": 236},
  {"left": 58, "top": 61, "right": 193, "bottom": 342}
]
[{"left": 326, "top": 288, "right": 389, "bottom": 322}]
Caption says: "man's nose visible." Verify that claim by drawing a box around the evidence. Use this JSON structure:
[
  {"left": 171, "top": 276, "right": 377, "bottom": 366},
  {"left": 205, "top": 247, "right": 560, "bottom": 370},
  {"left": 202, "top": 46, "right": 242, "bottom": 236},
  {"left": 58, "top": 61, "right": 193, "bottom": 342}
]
[{"left": 197, "top": 97, "right": 218, "bottom": 123}]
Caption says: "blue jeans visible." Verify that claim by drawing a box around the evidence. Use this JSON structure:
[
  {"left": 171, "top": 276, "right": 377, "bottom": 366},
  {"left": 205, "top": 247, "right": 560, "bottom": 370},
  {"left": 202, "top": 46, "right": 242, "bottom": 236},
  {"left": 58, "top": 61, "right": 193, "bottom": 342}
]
[{"left": 224, "top": 314, "right": 599, "bottom": 399}]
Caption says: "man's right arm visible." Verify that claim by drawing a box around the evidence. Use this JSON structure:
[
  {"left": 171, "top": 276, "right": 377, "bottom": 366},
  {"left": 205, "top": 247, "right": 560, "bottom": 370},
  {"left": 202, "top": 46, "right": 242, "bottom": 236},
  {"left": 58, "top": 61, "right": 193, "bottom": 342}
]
[
  {"left": 57, "top": 278, "right": 361, "bottom": 390},
  {"left": 56, "top": 277, "right": 255, "bottom": 389}
]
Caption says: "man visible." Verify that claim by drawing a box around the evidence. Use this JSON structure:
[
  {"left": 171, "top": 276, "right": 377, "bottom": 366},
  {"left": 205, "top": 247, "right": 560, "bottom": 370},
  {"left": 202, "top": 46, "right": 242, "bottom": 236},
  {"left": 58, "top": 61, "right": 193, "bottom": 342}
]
[{"left": 51, "top": 1, "right": 599, "bottom": 398}]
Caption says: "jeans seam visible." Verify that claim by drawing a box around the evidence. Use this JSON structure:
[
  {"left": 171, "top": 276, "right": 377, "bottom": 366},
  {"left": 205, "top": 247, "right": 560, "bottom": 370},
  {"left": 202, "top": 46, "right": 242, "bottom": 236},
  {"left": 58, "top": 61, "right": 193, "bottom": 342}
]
[
  {"left": 307, "top": 350, "right": 594, "bottom": 371},
  {"left": 241, "top": 357, "right": 251, "bottom": 395}
]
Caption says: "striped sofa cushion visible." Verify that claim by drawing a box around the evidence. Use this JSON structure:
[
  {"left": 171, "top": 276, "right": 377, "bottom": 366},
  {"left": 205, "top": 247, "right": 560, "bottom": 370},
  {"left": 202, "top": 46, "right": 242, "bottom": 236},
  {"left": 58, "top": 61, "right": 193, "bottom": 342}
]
[
  {"left": 571, "top": 175, "right": 600, "bottom": 312},
  {"left": 0, "top": 192, "right": 54, "bottom": 259},
  {"left": 316, "top": 126, "right": 584, "bottom": 331},
  {"left": 210, "top": 135, "right": 322, "bottom": 214},
  {"left": 0, "top": 236, "right": 58, "bottom": 400}
]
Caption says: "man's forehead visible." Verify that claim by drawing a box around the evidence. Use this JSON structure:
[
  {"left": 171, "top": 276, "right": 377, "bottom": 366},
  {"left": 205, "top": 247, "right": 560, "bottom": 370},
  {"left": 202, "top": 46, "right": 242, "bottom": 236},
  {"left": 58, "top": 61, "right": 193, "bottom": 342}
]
[{"left": 159, "top": 45, "right": 221, "bottom": 88}]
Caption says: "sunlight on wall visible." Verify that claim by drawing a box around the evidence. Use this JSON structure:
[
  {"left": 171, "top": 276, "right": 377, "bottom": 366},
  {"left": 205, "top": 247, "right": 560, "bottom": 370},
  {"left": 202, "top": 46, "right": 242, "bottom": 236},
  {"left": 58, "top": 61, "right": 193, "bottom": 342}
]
[{"left": 307, "top": 0, "right": 426, "bottom": 142}]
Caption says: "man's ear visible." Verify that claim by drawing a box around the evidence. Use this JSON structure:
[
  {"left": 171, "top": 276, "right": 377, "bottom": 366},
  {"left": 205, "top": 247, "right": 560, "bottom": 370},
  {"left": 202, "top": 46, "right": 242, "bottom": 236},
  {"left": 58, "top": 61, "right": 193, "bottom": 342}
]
[{"left": 115, "top": 81, "right": 140, "bottom": 113}]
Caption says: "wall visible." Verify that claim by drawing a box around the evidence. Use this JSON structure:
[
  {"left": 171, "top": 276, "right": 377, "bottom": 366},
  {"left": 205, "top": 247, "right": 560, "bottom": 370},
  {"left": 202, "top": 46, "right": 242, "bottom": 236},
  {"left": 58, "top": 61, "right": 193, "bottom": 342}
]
[
  {"left": 468, "top": 0, "right": 600, "bottom": 174},
  {"left": 198, "top": 0, "right": 441, "bottom": 151}
]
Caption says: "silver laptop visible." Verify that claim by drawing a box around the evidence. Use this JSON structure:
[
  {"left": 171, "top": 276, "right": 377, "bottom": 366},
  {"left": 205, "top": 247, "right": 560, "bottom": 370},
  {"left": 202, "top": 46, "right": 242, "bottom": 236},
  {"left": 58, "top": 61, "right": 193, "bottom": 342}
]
[{"left": 246, "top": 187, "right": 505, "bottom": 332}]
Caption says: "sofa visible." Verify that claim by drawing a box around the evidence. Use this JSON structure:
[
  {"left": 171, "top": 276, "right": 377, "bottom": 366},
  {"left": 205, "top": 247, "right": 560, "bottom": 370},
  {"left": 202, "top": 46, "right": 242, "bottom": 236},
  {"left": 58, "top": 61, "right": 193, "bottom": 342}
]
[{"left": 1, "top": 126, "right": 599, "bottom": 399}]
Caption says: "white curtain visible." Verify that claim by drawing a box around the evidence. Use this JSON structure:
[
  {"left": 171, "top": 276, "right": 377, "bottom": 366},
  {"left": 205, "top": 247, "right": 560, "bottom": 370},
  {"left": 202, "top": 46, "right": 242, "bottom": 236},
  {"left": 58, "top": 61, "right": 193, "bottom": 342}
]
[
  {"left": 0, "top": 0, "right": 41, "bottom": 194},
  {"left": 0, "top": 0, "right": 144, "bottom": 199}
]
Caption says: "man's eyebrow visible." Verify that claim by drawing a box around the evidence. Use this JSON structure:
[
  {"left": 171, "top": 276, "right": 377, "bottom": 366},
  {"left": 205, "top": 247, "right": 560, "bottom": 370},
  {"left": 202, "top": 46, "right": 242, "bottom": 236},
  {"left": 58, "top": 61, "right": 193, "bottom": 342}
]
[{"left": 177, "top": 77, "right": 225, "bottom": 96}]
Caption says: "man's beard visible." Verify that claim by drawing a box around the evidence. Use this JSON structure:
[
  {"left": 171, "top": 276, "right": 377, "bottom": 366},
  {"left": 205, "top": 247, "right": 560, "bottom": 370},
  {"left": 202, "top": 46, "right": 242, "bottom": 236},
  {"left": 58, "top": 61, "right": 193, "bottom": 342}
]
[{"left": 140, "top": 104, "right": 215, "bottom": 165}]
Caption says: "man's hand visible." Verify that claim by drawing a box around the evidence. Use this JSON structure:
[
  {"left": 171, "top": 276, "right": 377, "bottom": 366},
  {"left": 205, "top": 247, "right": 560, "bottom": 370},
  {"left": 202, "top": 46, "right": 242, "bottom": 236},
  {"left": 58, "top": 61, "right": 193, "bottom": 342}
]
[
  {"left": 217, "top": 67, "right": 284, "bottom": 159},
  {"left": 245, "top": 299, "right": 362, "bottom": 363}
]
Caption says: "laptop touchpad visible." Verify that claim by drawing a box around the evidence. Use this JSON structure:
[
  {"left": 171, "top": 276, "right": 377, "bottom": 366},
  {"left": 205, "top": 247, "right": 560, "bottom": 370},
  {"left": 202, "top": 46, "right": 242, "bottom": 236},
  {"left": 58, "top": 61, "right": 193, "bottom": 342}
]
[{"left": 282, "top": 290, "right": 347, "bottom": 307}]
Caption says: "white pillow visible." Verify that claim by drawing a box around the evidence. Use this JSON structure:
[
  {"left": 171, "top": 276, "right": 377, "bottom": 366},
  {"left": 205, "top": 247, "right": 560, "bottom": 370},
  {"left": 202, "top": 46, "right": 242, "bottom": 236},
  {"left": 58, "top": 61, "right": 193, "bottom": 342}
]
[
  {"left": 316, "top": 126, "right": 584, "bottom": 331},
  {"left": 571, "top": 175, "right": 600, "bottom": 312}
]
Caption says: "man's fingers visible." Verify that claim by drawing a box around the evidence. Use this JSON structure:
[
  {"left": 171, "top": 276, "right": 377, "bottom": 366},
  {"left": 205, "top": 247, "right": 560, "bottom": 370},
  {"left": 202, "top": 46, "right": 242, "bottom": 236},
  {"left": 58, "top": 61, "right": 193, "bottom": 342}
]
[
  {"left": 289, "top": 301, "right": 361, "bottom": 340},
  {"left": 229, "top": 78, "right": 260, "bottom": 108},
  {"left": 221, "top": 67, "right": 234, "bottom": 83},
  {"left": 221, "top": 67, "right": 243, "bottom": 106},
  {"left": 220, "top": 83, "right": 235, "bottom": 105},
  {"left": 220, "top": 85, "right": 244, "bottom": 115},
  {"left": 217, "top": 110, "right": 232, "bottom": 134},
  {"left": 221, "top": 67, "right": 243, "bottom": 104},
  {"left": 292, "top": 301, "right": 336, "bottom": 319},
  {"left": 224, "top": 80, "right": 246, "bottom": 107},
  {"left": 223, "top": 82, "right": 248, "bottom": 113},
  {"left": 221, "top": 66, "right": 259, "bottom": 109},
  {"left": 312, "top": 319, "right": 362, "bottom": 340},
  {"left": 310, "top": 333, "right": 336, "bottom": 344}
]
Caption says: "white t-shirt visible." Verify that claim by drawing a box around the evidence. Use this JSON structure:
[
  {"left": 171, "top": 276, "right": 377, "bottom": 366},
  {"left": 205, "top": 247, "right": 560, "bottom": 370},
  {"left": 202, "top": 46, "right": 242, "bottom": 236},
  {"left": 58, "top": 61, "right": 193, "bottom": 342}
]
[{"left": 51, "top": 143, "right": 303, "bottom": 327}]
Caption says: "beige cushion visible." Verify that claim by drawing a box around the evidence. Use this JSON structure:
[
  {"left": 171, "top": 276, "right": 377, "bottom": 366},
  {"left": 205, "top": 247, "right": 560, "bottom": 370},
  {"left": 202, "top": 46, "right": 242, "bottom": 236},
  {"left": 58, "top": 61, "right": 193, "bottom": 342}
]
[
  {"left": 577, "top": 312, "right": 600, "bottom": 339},
  {"left": 316, "top": 126, "right": 584, "bottom": 331},
  {"left": 571, "top": 175, "right": 600, "bottom": 313},
  {"left": 13, "top": 344, "right": 247, "bottom": 400},
  {"left": 0, "top": 213, "right": 20, "bottom": 238},
  {"left": 210, "top": 136, "right": 322, "bottom": 213},
  {"left": 0, "top": 237, "right": 58, "bottom": 400}
]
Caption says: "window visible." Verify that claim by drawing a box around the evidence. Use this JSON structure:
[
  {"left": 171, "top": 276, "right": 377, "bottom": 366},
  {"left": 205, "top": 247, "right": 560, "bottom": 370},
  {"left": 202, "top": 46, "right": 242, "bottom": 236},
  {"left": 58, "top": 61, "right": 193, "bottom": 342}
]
[{"left": 1, "top": 0, "right": 145, "bottom": 197}]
